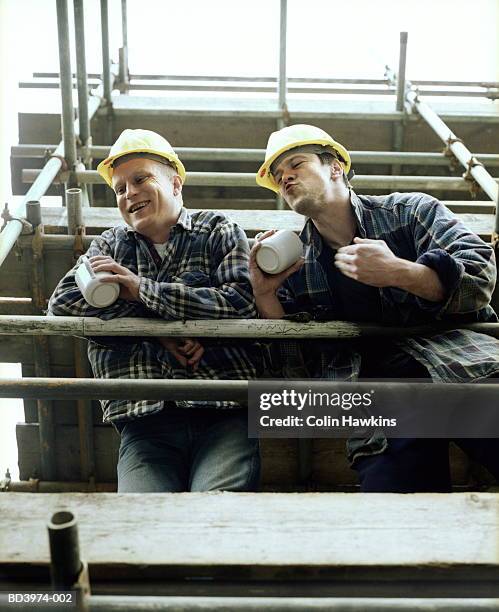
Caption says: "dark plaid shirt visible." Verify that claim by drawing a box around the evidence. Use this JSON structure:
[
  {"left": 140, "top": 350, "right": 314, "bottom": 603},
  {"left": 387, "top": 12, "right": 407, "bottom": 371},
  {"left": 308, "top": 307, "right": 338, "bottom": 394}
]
[
  {"left": 48, "top": 208, "right": 258, "bottom": 422},
  {"left": 277, "top": 191, "right": 499, "bottom": 384}
]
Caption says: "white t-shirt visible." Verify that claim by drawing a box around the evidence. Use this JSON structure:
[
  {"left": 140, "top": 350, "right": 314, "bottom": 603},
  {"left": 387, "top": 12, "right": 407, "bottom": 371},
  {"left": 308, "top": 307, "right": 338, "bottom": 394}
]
[{"left": 154, "top": 242, "right": 168, "bottom": 260}]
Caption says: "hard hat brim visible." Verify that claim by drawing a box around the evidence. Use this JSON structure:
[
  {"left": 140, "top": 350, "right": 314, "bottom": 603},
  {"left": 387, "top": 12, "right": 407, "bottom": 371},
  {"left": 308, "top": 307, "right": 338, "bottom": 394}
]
[
  {"left": 256, "top": 138, "right": 351, "bottom": 193},
  {"left": 97, "top": 148, "right": 187, "bottom": 187}
]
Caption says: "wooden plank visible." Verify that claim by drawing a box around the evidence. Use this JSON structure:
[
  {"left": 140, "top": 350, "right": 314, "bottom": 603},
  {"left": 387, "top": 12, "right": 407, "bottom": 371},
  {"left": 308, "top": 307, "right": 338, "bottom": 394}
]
[
  {"left": 39, "top": 206, "right": 496, "bottom": 239},
  {"left": 2, "top": 491, "right": 499, "bottom": 580},
  {"left": 17, "top": 423, "right": 119, "bottom": 482}
]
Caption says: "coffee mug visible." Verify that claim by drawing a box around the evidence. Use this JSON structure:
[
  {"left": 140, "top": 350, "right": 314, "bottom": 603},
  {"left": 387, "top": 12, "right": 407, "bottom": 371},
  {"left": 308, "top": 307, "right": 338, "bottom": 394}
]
[
  {"left": 256, "top": 230, "right": 303, "bottom": 274},
  {"left": 75, "top": 255, "right": 120, "bottom": 308}
]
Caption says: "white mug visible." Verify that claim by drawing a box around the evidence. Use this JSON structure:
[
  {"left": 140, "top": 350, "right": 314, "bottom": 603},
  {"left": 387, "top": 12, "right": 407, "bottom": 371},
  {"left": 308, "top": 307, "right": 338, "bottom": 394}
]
[
  {"left": 75, "top": 255, "right": 120, "bottom": 308},
  {"left": 256, "top": 230, "right": 303, "bottom": 274}
]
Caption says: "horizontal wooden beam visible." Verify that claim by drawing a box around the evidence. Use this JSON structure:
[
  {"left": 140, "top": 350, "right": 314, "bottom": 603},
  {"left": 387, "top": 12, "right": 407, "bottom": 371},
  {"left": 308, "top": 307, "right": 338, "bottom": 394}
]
[
  {"left": 0, "top": 316, "right": 498, "bottom": 340},
  {"left": 35, "top": 206, "right": 496, "bottom": 241},
  {"left": 2, "top": 491, "right": 499, "bottom": 592}
]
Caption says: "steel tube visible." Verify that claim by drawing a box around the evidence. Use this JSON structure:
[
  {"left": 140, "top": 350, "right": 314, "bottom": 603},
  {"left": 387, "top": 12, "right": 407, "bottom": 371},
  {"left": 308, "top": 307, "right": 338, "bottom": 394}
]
[
  {"left": 0, "top": 378, "right": 249, "bottom": 401},
  {"left": 74, "top": 338, "right": 95, "bottom": 482},
  {"left": 0, "top": 65, "right": 112, "bottom": 270},
  {"left": 100, "top": 0, "right": 112, "bottom": 103},
  {"left": 6, "top": 479, "right": 115, "bottom": 492},
  {"left": 56, "top": 0, "right": 77, "bottom": 170},
  {"left": 66, "top": 188, "right": 84, "bottom": 234},
  {"left": 13, "top": 144, "right": 499, "bottom": 167},
  {"left": 23, "top": 169, "right": 499, "bottom": 192},
  {"left": 48, "top": 511, "right": 82, "bottom": 589},
  {"left": 396, "top": 32, "right": 408, "bottom": 112},
  {"left": 119, "top": 0, "right": 129, "bottom": 88},
  {"left": 0, "top": 378, "right": 498, "bottom": 401},
  {"left": 31, "top": 71, "right": 499, "bottom": 88},
  {"left": 407, "top": 88, "right": 499, "bottom": 231},
  {"left": 87, "top": 596, "right": 499, "bottom": 612},
  {"left": 278, "top": 0, "right": 287, "bottom": 112},
  {"left": 73, "top": 0, "right": 90, "bottom": 148}
]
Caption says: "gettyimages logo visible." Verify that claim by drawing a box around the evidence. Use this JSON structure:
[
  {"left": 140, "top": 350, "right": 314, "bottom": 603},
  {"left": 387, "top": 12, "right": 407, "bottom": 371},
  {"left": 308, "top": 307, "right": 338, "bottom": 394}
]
[{"left": 258, "top": 388, "right": 373, "bottom": 411}]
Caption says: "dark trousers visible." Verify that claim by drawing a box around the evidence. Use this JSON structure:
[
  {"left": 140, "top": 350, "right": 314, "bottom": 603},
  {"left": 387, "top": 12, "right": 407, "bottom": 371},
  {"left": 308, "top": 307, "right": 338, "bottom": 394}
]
[{"left": 351, "top": 343, "right": 499, "bottom": 493}]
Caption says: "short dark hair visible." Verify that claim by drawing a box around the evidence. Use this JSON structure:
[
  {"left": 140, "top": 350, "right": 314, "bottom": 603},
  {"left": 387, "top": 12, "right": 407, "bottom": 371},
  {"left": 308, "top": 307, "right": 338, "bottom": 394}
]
[
  {"left": 317, "top": 151, "right": 351, "bottom": 188},
  {"left": 113, "top": 152, "right": 177, "bottom": 175}
]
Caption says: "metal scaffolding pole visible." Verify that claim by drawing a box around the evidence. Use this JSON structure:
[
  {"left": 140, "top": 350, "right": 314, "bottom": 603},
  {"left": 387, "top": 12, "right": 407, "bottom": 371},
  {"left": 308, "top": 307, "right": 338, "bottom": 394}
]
[
  {"left": 23, "top": 168, "right": 499, "bottom": 192},
  {"left": 0, "top": 377, "right": 497, "bottom": 402},
  {"left": 13, "top": 144, "right": 499, "bottom": 167},
  {"left": 73, "top": 0, "right": 90, "bottom": 149},
  {"left": 56, "top": 0, "right": 77, "bottom": 173},
  {"left": 66, "top": 187, "right": 84, "bottom": 235},
  {"left": 0, "top": 70, "right": 112, "bottom": 270},
  {"left": 119, "top": 0, "right": 129, "bottom": 90},
  {"left": 392, "top": 32, "right": 408, "bottom": 175},
  {"left": 406, "top": 87, "right": 499, "bottom": 235},
  {"left": 100, "top": 0, "right": 112, "bottom": 103}
]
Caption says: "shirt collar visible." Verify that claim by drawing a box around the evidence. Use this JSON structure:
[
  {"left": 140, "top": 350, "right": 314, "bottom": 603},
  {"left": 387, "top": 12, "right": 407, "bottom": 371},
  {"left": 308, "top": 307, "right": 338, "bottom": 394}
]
[{"left": 124, "top": 206, "right": 193, "bottom": 238}]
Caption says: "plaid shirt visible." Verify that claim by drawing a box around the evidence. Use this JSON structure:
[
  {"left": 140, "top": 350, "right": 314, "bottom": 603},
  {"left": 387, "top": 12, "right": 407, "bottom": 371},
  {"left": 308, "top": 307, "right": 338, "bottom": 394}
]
[
  {"left": 276, "top": 191, "right": 499, "bottom": 383},
  {"left": 48, "top": 208, "right": 258, "bottom": 422}
]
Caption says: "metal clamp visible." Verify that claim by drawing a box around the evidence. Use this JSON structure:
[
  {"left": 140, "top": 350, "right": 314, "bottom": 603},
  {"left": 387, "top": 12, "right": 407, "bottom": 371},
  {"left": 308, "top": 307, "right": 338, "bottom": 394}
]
[
  {"left": 73, "top": 226, "right": 86, "bottom": 261},
  {"left": 442, "top": 136, "right": 463, "bottom": 172},
  {"left": 462, "top": 157, "right": 484, "bottom": 198},
  {"left": 0, "top": 469, "right": 11, "bottom": 492},
  {"left": 1, "top": 203, "right": 34, "bottom": 234}
]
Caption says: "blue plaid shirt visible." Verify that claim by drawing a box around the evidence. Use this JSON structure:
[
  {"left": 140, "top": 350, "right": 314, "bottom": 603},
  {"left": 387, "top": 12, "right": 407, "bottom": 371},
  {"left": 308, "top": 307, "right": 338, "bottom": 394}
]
[
  {"left": 277, "top": 191, "right": 499, "bottom": 383},
  {"left": 48, "top": 208, "right": 258, "bottom": 422}
]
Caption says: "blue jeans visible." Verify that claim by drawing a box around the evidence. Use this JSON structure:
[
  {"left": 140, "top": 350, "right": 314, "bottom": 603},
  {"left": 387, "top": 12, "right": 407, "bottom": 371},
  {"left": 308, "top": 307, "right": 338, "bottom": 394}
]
[{"left": 116, "top": 406, "right": 260, "bottom": 493}]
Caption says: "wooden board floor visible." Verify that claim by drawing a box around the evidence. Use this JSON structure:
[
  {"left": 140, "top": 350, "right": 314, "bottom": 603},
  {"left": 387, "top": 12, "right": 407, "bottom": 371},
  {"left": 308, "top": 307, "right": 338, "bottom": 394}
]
[{"left": 2, "top": 492, "right": 499, "bottom": 597}]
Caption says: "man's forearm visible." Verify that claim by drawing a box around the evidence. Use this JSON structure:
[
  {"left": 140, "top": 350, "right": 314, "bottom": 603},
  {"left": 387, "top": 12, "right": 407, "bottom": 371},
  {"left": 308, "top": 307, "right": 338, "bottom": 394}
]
[
  {"left": 394, "top": 259, "right": 446, "bottom": 302},
  {"left": 254, "top": 293, "right": 286, "bottom": 319}
]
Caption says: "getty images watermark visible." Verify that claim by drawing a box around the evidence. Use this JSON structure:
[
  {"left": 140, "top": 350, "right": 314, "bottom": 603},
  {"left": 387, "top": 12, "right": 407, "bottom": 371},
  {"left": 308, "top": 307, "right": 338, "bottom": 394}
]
[{"left": 247, "top": 380, "right": 499, "bottom": 438}]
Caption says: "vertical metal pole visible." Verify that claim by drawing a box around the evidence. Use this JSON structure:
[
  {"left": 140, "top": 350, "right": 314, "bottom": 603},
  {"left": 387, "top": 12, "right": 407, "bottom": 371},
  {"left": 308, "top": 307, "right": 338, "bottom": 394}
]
[
  {"left": 56, "top": 0, "right": 78, "bottom": 172},
  {"left": 100, "top": 0, "right": 112, "bottom": 104},
  {"left": 74, "top": 339, "right": 96, "bottom": 483},
  {"left": 392, "top": 32, "right": 408, "bottom": 175},
  {"left": 48, "top": 511, "right": 82, "bottom": 589},
  {"left": 396, "top": 32, "right": 408, "bottom": 112},
  {"left": 66, "top": 187, "right": 84, "bottom": 235},
  {"left": 73, "top": 0, "right": 90, "bottom": 148},
  {"left": 276, "top": 0, "right": 288, "bottom": 210},
  {"left": 119, "top": 0, "right": 129, "bottom": 90}
]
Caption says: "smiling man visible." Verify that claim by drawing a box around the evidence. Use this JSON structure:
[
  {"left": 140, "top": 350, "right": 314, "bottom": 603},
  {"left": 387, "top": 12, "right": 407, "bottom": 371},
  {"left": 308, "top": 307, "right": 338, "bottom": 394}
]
[
  {"left": 250, "top": 123, "right": 499, "bottom": 493},
  {"left": 48, "top": 129, "right": 260, "bottom": 493}
]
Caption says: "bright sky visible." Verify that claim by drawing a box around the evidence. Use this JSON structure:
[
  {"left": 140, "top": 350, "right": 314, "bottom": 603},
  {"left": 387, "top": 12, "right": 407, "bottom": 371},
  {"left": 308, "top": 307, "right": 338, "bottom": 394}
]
[{"left": 0, "top": 0, "right": 498, "bottom": 481}]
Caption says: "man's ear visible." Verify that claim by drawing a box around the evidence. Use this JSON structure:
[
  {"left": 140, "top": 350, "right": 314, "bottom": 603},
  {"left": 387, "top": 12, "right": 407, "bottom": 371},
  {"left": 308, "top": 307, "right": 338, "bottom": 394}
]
[
  {"left": 173, "top": 174, "right": 183, "bottom": 196},
  {"left": 330, "top": 159, "right": 344, "bottom": 180}
]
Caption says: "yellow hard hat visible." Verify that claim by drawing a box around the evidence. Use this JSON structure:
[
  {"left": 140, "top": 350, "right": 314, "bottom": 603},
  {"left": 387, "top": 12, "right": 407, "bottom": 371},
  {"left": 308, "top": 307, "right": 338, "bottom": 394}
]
[
  {"left": 256, "top": 124, "right": 351, "bottom": 193},
  {"left": 97, "top": 129, "right": 186, "bottom": 187}
]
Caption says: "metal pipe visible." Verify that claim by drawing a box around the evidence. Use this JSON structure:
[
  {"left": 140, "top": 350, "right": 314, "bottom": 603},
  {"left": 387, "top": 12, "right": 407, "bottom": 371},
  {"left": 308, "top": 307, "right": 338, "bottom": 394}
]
[
  {"left": 23, "top": 168, "right": 499, "bottom": 192},
  {"left": 0, "top": 377, "right": 249, "bottom": 401},
  {"left": 73, "top": 0, "right": 90, "bottom": 149},
  {"left": 407, "top": 88, "right": 499, "bottom": 231},
  {"left": 7, "top": 479, "right": 115, "bottom": 492},
  {"left": 0, "top": 67, "right": 113, "bottom": 271},
  {"left": 31, "top": 71, "right": 499, "bottom": 88},
  {"left": 100, "top": 0, "right": 112, "bottom": 103},
  {"left": 56, "top": 0, "right": 77, "bottom": 171},
  {"left": 396, "top": 32, "right": 408, "bottom": 112},
  {"left": 119, "top": 0, "right": 129, "bottom": 88},
  {"left": 1, "top": 378, "right": 498, "bottom": 401},
  {"left": 12, "top": 144, "right": 499, "bottom": 167},
  {"left": 66, "top": 188, "right": 84, "bottom": 235},
  {"left": 87, "top": 596, "right": 499, "bottom": 612},
  {"left": 0, "top": 315, "right": 498, "bottom": 340},
  {"left": 278, "top": 0, "right": 287, "bottom": 117},
  {"left": 48, "top": 511, "right": 82, "bottom": 589}
]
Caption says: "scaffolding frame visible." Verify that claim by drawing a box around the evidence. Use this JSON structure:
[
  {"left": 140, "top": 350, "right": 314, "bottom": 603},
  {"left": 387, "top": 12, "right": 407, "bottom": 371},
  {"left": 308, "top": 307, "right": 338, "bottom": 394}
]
[{"left": 0, "top": 0, "right": 498, "bottom": 493}]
